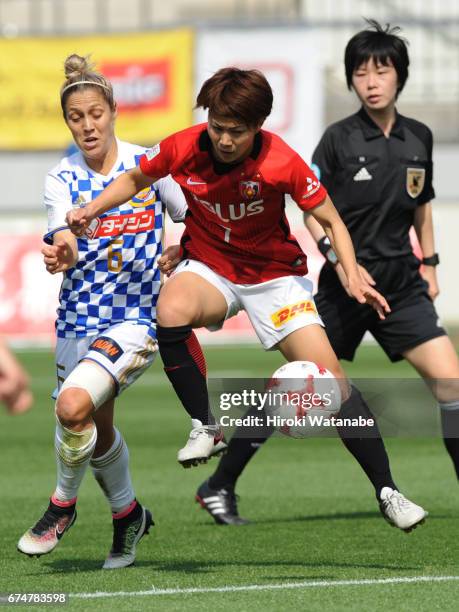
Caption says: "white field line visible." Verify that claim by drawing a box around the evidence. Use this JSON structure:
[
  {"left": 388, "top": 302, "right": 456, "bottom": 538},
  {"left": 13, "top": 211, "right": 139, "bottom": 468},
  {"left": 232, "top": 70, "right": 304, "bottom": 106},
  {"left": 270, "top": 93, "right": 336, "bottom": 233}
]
[{"left": 72, "top": 575, "right": 459, "bottom": 600}]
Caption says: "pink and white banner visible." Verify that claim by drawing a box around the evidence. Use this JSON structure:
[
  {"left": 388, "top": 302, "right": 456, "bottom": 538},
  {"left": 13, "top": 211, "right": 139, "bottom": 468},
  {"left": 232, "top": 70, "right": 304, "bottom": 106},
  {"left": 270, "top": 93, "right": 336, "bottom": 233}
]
[
  {"left": 0, "top": 225, "right": 322, "bottom": 346},
  {"left": 0, "top": 223, "right": 425, "bottom": 346}
]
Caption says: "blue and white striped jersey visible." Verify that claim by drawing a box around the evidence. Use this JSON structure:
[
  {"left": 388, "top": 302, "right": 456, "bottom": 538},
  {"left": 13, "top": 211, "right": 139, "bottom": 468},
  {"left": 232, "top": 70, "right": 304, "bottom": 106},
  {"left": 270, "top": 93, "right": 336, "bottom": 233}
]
[{"left": 44, "top": 139, "right": 186, "bottom": 338}]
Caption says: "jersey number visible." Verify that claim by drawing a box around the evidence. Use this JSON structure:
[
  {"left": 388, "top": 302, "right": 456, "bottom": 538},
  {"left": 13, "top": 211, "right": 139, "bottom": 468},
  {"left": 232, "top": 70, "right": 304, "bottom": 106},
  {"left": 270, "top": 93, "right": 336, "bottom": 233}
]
[
  {"left": 220, "top": 225, "right": 231, "bottom": 243},
  {"left": 108, "top": 238, "right": 123, "bottom": 272}
]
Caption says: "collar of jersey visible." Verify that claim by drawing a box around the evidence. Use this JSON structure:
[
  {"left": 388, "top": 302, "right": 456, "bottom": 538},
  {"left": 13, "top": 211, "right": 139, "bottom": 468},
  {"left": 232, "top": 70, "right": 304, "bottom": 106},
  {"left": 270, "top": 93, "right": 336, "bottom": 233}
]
[
  {"left": 77, "top": 137, "right": 125, "bottom": 183},
  {"left": 198, "top": 129, "right": 263, "bottom": 175},
  {"left": 357, "top": 107, "right": 405, "bottom": 141}
]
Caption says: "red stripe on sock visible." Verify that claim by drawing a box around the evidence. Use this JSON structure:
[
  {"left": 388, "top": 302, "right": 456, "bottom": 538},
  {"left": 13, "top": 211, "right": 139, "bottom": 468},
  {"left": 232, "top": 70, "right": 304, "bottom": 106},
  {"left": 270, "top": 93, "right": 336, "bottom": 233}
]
[
  {"left": 112, "top": 499, "right": 137, "bottom": 519},
  {"left": 51, "top": 495, "right": 77, "bottom": 508},
  {"left": 185, "top": 331, "right": 207, "bottom": 378}
]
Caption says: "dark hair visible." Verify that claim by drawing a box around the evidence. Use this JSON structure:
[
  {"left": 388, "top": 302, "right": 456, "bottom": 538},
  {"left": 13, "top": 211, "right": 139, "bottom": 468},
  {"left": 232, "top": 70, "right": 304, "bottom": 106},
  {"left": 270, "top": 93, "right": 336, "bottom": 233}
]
[
  {"left": 196, "top": 67, "right": 273, "bottom": 127},
  {"left": 345, "top": 19, "right": 409, "bottom": 95},
  {"left": 60, "top": 53, "right": 115, "bottom": 118}
]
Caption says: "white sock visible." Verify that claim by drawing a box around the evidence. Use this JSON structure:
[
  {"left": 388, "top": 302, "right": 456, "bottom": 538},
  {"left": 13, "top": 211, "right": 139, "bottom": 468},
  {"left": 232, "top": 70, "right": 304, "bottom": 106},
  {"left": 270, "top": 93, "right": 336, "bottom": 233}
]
[
  {"left": 54, "top": 418, "right": 97, "bottom": 503},
  {"left": 90, "top": 428, "right": 135, "bottom": 515}
]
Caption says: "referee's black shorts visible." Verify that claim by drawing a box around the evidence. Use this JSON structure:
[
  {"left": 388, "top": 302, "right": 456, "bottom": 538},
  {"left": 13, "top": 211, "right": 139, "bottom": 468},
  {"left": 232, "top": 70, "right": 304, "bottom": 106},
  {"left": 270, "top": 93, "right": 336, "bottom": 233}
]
[{"left": 316, "top": 255, "right": 446, "bottom": 363}]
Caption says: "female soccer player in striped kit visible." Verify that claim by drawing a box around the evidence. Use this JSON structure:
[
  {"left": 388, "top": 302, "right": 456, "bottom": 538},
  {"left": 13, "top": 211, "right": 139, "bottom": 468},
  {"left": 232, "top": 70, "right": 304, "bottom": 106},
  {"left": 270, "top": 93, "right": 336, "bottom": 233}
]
[{"left": 17, "top": 54, "right": 188, "bottom": 569}]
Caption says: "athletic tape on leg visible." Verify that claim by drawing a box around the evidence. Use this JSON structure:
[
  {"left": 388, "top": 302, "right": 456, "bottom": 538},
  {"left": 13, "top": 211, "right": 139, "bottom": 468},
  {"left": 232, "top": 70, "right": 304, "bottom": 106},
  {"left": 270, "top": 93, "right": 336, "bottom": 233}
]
[
  {"left": 59, "top": 360, "right": 114, "bottom": 410},
  {"left": 55, "top": 417, "right": 97, "bottom": 467}
]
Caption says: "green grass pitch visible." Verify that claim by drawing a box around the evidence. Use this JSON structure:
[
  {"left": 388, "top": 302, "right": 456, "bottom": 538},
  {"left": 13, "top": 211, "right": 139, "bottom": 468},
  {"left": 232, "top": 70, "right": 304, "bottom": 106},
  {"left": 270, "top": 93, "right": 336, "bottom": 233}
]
[{"left": 0, "top": 344, "right": 458, "bottom": 611}]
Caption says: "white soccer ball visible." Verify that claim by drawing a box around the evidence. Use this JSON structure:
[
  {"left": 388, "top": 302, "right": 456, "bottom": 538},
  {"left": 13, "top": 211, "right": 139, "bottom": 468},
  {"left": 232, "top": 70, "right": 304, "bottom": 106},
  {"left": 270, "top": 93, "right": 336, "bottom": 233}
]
[{"left": 265, "top": 361, "right": 342, "bottom": 438}]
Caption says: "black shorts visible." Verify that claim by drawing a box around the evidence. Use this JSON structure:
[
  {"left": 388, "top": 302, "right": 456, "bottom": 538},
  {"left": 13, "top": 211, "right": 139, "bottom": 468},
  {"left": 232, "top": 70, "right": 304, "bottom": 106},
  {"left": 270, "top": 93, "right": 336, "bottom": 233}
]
[{"left": 316, "top": 255, "right": 446, "bottom": 362}]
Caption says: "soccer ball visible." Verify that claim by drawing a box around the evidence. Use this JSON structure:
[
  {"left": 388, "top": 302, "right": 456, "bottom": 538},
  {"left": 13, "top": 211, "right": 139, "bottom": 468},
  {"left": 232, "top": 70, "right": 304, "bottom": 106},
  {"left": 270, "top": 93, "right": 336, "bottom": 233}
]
[{"left": 265, "top": 361, "right": 342, "bottom": 438}]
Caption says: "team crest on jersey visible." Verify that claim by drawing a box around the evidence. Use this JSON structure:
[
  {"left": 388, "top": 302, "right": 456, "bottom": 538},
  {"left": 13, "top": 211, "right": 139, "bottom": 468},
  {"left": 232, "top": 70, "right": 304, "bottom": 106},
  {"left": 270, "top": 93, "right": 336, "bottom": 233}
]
[
  {"left": 239, "top": 180, "right": 261, "bottom": 200},
  {"left": 406, "top": 168, "right": 425, "bottom": 198},
  {"left": 130, "top": 186, "right": 157, "bottom": 208},
  {"left": 73, "top": 195, "right": 87, "bottom": 208}
]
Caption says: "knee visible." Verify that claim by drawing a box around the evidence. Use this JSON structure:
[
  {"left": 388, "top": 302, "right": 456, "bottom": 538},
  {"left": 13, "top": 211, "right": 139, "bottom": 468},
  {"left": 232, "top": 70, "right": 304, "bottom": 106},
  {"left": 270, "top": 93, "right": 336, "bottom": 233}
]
[
  {"left": 432, "top": 378, "right": 459, "bottom": 404},
  {"left": 157, "top": 296, "right": 195, "bottom": 327},
  {"left": 56, "top": 388, "right": 93, "bottom": 430}
]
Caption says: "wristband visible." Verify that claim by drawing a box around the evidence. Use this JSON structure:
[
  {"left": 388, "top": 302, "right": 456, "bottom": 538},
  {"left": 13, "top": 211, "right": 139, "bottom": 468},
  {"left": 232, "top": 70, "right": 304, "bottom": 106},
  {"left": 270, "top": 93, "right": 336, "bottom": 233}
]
[
  {"left": 317, "top": 236, "right": 338, "bottom": 265},
  {"left": 422, "top": 253, "right": 439, "bottom": 266}
]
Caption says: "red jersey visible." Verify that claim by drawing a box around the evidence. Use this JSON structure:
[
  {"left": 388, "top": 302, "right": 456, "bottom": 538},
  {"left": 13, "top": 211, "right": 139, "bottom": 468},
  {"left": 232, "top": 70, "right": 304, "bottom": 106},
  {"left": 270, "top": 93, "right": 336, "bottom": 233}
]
[{"left": 140, "top": 123, "right": 327, "bottom": 283}]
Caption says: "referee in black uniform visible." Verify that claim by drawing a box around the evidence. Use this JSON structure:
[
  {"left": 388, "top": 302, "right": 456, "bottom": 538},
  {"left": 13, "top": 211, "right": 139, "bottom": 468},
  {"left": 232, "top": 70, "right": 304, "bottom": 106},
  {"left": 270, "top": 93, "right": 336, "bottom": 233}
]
[
  {"left": 194, "top": 20, "right": 459, "bottom": 529},
  {"left": 307, "top": 20, "right": 459, "bottom": 480}
]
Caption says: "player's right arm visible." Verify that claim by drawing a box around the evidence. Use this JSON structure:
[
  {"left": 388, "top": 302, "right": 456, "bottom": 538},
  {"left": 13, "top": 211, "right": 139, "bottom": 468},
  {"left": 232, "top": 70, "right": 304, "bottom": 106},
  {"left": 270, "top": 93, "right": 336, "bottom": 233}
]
[
  {"left": 42, "top": 229, "right": 78, "bottom": 274},
  {"left": 66, "top": 166, "right": 155, "bottom": 236},
  {"left": 66, "top": 136, "right": 177, "bottom": 235},
  {"left": 42, "top": 171, "right": 79, "bottom": 274}
]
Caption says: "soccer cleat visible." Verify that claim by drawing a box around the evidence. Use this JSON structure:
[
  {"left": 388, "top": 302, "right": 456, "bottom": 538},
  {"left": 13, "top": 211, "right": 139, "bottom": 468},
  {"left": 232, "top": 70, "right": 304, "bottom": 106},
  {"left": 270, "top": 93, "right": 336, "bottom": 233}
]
[
  {"left": 178, "top": 419, "right": 227, "bottom": 468},
  {"left": 17, "top": 499, "right": 76, "bottom": 557},
  {"left": 379, "top": 487, "right": 428, "bottom": 532},
  {"left": 195, "top": 479, "right": 249, "bottom": 525},
  {"left": 103, "top": 502, "right": 153, "bottom": 570}
]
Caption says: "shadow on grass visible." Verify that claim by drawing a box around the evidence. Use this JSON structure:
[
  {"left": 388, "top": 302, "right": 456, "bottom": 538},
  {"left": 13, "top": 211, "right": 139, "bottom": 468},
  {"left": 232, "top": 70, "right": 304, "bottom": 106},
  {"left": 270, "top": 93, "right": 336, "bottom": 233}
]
[
  {"left": 197, "top": 510, "right": 454, "bottom": 526},
  {"left": 37, "top": 556, "right": 418, "bottom": 576},
  {"left": 235, "top": 511, "right": 380, "bottom": 524}
]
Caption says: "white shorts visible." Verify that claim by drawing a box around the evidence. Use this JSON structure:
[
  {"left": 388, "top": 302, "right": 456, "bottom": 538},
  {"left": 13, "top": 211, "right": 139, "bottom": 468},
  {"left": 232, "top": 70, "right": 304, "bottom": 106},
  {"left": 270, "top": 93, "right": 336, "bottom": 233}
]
[
  {"left": 174, "top": 259, "right": 323, "bottom": 349},
  {"left": 54, "top": 322, "right": 158, "bottom": 398}
]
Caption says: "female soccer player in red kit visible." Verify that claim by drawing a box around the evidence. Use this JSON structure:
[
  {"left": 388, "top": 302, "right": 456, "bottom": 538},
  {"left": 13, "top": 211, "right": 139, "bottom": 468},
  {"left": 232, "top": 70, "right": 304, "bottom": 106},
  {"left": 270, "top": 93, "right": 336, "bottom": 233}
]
[{"left": 67, "top": 67, "right": 426, "bottom": 530}]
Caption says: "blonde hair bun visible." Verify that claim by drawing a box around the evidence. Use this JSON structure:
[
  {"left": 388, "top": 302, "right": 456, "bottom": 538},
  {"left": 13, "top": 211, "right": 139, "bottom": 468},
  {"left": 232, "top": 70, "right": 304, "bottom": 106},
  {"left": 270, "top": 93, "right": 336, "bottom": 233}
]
[
  {"left": 60, "top": 53, "right": 115, "bottom": 113},
  {"left": 64, "top": 54, "right": 95, "bottom": 80}
]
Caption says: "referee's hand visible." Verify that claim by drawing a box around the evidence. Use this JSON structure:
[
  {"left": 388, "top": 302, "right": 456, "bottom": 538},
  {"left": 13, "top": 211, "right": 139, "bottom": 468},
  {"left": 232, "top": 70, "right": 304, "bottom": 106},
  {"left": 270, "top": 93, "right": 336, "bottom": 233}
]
[{"left": 420, "top": 266, "right": 440, "bottom": 301}]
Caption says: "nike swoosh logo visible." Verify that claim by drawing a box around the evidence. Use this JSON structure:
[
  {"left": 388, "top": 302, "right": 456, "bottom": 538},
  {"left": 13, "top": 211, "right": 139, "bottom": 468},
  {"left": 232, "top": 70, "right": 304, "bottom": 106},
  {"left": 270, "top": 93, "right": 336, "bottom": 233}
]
[
  {"left": 187, "top": 177, "right": 206, "bottom": 186},
  {"left": 56, "top": 522, "right": 68, "bottom": 538}
]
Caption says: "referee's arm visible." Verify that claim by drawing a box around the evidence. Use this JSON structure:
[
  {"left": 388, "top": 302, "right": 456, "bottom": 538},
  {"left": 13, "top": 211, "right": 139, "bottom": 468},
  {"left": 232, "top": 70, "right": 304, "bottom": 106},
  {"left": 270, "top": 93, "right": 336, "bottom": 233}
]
[{"left": 413, "top": 202, "right": 440, "bottom": 300}]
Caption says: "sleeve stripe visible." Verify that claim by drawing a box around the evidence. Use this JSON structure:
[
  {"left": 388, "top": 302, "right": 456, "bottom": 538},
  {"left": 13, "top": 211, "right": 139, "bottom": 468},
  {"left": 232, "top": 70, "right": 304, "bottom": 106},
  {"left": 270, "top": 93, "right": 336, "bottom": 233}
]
[{"left": 43, "top": 225, "right": 68, "bottom": 245}]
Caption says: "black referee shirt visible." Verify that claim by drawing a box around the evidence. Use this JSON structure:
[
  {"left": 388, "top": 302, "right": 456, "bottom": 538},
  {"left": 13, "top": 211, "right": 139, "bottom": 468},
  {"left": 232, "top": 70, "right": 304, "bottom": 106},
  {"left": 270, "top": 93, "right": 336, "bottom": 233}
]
[{"left": 312, "top": 107, "right": 435, "bottom": 261}]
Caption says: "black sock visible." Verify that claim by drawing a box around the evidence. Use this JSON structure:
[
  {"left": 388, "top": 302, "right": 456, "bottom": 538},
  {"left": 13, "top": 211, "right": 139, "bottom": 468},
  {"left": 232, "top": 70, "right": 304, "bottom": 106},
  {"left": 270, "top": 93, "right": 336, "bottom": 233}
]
[
  {"left": 440, "top": 402, "right": 459, "bottom": 480},
  {"left": 336, "top": 386, "right": 397, "bottom": 499},
  {"left": 157, "top": 324, "right": 215, "bottom": 425},
  {"left": 209, "top": 406, "right": 274, "bottom": 490}
]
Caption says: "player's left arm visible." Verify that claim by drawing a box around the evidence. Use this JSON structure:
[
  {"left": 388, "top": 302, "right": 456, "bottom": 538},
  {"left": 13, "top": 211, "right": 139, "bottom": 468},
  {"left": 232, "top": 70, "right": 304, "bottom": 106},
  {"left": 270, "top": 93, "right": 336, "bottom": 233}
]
[
  {"left": 288, "top": 152, "right": 389, "bottom": 318},
  {"left": 413, "top": 202, "right": 439, "bottom": 300},
  {"left": 309, "top": 197, "right": 390, "bottom": 318},
  {"left": 304, "top": 213, "right": 376, "bottom": 288}
]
